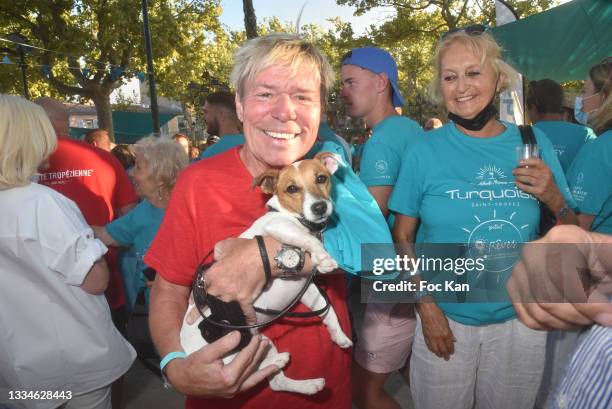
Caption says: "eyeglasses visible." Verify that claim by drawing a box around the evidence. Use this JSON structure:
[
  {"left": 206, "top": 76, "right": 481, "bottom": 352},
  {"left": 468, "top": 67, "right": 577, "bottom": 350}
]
[{"left": 441, "top": 24, "right": 488, "bottom": 40}]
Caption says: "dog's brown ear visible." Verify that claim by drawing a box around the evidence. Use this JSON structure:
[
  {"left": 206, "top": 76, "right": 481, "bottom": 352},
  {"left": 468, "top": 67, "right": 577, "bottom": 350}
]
[{"left": 252, "top": 169, "right": 279, "bottom": 194}]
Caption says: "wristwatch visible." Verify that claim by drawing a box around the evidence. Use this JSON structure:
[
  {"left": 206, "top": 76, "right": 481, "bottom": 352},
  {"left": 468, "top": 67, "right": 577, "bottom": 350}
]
[
  {"left": 274, "top": 245, "right": 305, "bottom": 278},
  {"left": 556, "top": 206, "right": 571, "bottom": 219}
]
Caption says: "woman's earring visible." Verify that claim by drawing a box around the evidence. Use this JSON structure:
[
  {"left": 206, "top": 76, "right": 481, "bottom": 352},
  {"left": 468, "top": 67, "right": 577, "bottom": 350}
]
[{"left": 157, "top": 189, "right": 163, "bottom": 202}]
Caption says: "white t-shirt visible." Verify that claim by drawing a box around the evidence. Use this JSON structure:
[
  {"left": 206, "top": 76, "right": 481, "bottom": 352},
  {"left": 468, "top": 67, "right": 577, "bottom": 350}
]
[{"left": 0, "top": 183, "right": 136, "bottom": 409}]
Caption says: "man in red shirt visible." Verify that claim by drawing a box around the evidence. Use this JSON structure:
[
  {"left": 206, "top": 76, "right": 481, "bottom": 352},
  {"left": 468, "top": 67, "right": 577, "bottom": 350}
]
[
  {"left": 36, "top": 98, "right": 137, "bottom": 311},
  {"left": 145, "top": 34, "right": 363, "bottom": 408}
]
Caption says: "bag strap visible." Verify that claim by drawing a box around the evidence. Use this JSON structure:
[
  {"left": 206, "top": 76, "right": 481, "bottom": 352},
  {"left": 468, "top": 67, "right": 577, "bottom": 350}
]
[{"left": 518, "top": 124, "right": 537, "bottom": 145}]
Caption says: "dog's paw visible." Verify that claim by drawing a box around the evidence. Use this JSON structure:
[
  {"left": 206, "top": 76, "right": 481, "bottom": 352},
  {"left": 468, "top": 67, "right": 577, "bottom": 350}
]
[
  {"left": 330, "top": 330, "right": 353, "bottom": 349},
  {"left": 269, "top": 376, "right": 326, "bottom": 395},
  {"left": 297, "top": 378, "right": 326, "bottom": 395},
  {"left": 261, "top": 352, "right": 290, "bottom": 370},
  {"left": 311, "top": 251, "right": 338, "bottom": 273}
]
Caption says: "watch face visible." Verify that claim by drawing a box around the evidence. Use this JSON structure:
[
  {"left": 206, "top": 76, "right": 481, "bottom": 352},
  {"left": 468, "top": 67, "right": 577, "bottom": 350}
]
[{"left": 282, "top": 249, "right": 300, "bottom": 269}]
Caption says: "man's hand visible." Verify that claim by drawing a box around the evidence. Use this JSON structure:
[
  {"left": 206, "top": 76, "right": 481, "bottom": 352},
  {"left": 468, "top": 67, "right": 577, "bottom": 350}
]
[
  {"left": 416, "top": 302, "right": 456, "bottom": 360},
  {"left": 166, "top": 331, "right": 280, "bottom": 397},
  {"left": 508, "top": 225, "right": 612, "bottom": 330},
  {"left": 204, "top": 238, "right": 272, "bottom": 324}
]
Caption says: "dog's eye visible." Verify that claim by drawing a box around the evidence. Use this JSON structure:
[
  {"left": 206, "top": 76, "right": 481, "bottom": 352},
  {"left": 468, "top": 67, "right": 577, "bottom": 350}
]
[
  {"left": 286, "top": 185, "right": 301, "bottom": 194},
  {"left": 316, "top": 175, "right": 328, "bottom": 184}
]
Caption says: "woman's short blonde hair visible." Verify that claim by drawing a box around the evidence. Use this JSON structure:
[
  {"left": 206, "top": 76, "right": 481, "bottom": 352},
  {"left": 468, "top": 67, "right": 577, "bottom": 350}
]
[
  {"left": 230, "top": 33, "right": 335, "bottom": 108},
  {"left": 429, "top": 31, "right": 520, "bottom": 106},
  {"left": 134, "top": 136, "right": 189, "bottom": 193},
  {"left": 587, "top": 58, "right": 612, "bottom": 135},
  {"left": 0, "top": 94, "right": 57, "bottom": 189}
]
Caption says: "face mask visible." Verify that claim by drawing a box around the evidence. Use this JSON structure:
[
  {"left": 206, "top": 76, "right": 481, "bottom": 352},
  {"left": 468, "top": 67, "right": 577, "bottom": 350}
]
[
  {"left": 448, "top": 76, "right": 499, "bottom": 131},
  {"left": 574, "top": 97, "right": 589, "bottom": 125},
  {"left": 448, "top": 104, "right": 498, "bottom": 131},
  {"left": 574, "top": 93, "right": 600, "bottom": 126}
]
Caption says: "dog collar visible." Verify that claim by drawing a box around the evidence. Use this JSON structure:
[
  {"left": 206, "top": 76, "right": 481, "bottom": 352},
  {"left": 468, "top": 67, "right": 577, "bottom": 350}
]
[
  {"left": 267, "top": 205, "right": 327, "bottom": 234},
  {"left": 298, "top": 217, "right": 328, "bottom": 235}
]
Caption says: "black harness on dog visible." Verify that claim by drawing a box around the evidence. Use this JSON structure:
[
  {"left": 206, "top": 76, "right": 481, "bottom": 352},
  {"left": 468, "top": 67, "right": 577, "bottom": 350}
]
[{"left": 192, "top": 217, "right": 333, "bottom": 353}]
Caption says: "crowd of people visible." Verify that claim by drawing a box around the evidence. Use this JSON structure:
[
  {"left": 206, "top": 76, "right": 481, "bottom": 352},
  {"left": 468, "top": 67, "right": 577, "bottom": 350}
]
[{"left": 0, "top": 27, "right": 610, "bottom": 409}]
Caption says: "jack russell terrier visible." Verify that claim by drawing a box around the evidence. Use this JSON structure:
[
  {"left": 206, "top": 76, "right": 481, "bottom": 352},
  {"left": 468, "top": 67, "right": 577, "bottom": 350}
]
[{"left": 180, "top": 151, "right": 353, "bottom": 395}]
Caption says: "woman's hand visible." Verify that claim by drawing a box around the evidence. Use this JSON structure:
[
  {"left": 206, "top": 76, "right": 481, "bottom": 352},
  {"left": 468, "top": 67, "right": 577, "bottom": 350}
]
[
  {"left": 513, "top": 158, "right": 565, "bottom": 211},
  {"left": 416, "top": 302, "right": 456, "bottom": 360}
]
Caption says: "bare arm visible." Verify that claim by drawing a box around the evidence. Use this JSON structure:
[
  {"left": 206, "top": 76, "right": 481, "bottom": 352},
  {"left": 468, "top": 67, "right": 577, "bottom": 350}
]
[
  {"left": 149, "top": 275, "right": 279, "bottom": 397},
  {"left": 92, "top": 225, "right": 120, "bottom": 247},
  {"left": 81, "top": 258, "right": 110, "bottom": 294},
  {"left": 206, "top": 235, "right": 318, "bottom": 324},
  {"left": 577, "top": 213, "right": 596, "bottom": 231},
  {"left": 393, "top": 214, "right": 456, "bottom": 360},
  {"left": 368, "top": 186, "right": 393, "bottom": 218},
  {"left": 118, "top": 202, "right": 136, "bottom": 217}
]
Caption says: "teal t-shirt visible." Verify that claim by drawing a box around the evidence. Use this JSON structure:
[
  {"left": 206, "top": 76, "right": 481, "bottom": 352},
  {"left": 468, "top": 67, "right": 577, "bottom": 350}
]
[
  {"left": 389, "top": 122, "right": 575, "bottom": 325},
  {"left": 106, "top": 200, "right": 165, "bottom": 307},
  {"left": 534, "top": 121, "right": 597, "bottom": 172},
  {"left": 199, "top": 134, "right": 245, "bottom": 160},
  {"left": 567, "top": 130, "right": 612, "bottom": 234},
  {"left": 306, "top": 141, "right": 394, "bottom": 276},
  {"left": 359, "top": 115, "right": 423, "bottom": 187}
]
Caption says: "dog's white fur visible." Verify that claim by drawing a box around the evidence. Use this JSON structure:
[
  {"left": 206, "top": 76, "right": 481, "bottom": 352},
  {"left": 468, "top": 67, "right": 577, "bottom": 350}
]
[{"left": 179, "top": 152, "right": 352, "bottom": 395}]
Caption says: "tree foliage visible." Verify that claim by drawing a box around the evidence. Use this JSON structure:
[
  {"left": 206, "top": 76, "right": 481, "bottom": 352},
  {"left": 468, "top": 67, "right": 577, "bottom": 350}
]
[{"left": 0, "top": 0, "right": 225, "bottom": 139}]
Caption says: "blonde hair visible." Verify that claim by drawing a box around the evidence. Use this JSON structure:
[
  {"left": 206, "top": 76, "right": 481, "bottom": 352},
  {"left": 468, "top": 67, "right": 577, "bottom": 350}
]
[
  {"left": 0, "top": 94, "right": 57, "bottom": 189},
  {"left": 230, "top": 33, "right": 335, "bottom": 108},
  {"left": 429, "top": 31, "right": 520, "bottom": 106},
  {"left": 587, "top": 58, "right": 612, "bottom": 135},
  {"left": 133, "top": 136, "right": 189, "bottom": 193}
]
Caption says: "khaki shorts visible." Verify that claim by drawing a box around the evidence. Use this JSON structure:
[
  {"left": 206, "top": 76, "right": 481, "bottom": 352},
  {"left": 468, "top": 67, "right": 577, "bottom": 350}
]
[{"left": 354, "top": 302, "right": 416, "bottom": 373}]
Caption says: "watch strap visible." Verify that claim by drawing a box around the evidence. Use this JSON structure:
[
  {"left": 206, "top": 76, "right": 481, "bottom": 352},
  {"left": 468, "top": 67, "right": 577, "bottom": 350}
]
[{"left": 255, "top": 235, "right": 273, "bottom": 289}]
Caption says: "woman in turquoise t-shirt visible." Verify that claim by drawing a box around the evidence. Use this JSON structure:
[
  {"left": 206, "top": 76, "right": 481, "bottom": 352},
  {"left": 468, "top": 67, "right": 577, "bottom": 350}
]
[
  {"left": 93, "top": 136, "right": 188, "bottom": 309},
  {"left": 567, "top": 58, "right": 612, "bottom": 235},
  {"left": 388, "top": 28, "right": 577, "bottom": 409}
]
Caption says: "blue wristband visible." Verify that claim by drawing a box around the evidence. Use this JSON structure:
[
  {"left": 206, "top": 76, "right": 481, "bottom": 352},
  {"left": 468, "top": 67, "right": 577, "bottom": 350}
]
[
  {"left": 160, "top": 351, "right": 187, "bottom": 389},
  {"left": 160, "top": 351, "right": 187, "bottom": 373}
]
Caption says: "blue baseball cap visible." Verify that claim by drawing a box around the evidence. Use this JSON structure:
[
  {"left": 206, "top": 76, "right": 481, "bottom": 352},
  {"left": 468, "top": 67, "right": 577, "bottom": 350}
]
[{"left": 341, "top": 47, "right": 404, "bottom": 107}]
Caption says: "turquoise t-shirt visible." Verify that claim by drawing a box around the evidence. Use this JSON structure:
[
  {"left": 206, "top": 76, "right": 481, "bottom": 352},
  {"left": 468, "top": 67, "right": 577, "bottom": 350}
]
[
  {"left": 306, "top": 140, "right": 394, "bottom": 276},
  {"left": 534, "top": 121, "right": 596, "bottom": 172},
  {"left": 567, "top": 130, "right": 612, "bottom": 234},
  {"left": 359, "top": 115, "right": 423, "bottom": 187},
  {"left": 389, "top": 122, "right": 575, "bottom": 325},
  {"left": 199, "top": 134, "right": 245, "bottom": 160},
  {"left": 106, "top": 200, "right": 165, "bottom": 307}
]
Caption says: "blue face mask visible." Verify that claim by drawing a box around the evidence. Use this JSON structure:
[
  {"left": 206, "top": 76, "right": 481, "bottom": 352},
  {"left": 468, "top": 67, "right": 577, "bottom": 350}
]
[{"left": 574, "top": 97, "right": 589, "bottom": 125}]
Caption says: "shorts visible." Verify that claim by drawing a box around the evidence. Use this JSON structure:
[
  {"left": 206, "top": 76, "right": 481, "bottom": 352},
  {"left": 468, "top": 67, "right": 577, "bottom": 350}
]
[{"left": 354, "top": 302, "right": 416, "bottom": 373}]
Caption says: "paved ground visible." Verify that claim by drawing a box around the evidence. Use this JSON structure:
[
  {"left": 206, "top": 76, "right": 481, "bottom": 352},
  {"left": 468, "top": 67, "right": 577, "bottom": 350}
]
[{"left": 123, "top": 286, "right": 414, "bottom": 408}]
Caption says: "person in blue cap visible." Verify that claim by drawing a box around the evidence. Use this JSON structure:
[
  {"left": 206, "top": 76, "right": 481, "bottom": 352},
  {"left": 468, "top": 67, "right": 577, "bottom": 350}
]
[{"left": 341, "top": 46, "right": 423, "bottom": 409}]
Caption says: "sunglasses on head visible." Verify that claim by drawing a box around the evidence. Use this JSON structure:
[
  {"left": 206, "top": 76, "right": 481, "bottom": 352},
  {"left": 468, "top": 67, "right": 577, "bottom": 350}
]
[{"left": 441, "top": 24, "right": 488, "bottom": 40}]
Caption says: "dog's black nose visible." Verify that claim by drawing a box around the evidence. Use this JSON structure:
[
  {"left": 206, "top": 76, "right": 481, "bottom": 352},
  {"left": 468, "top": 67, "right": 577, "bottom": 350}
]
[{"left": 311, "top": 201, "right": 328, "bottom": 216}]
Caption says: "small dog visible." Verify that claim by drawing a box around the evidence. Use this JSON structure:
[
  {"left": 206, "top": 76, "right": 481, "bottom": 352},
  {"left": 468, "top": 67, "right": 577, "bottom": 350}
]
[{"left": 180, "top": 151, "right": 353, "bottom": 395}]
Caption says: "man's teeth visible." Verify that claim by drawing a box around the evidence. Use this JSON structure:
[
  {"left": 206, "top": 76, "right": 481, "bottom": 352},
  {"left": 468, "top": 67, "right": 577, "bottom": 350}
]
[{"left": 265, "top": 131, "right": 297, "bottom": 140}]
